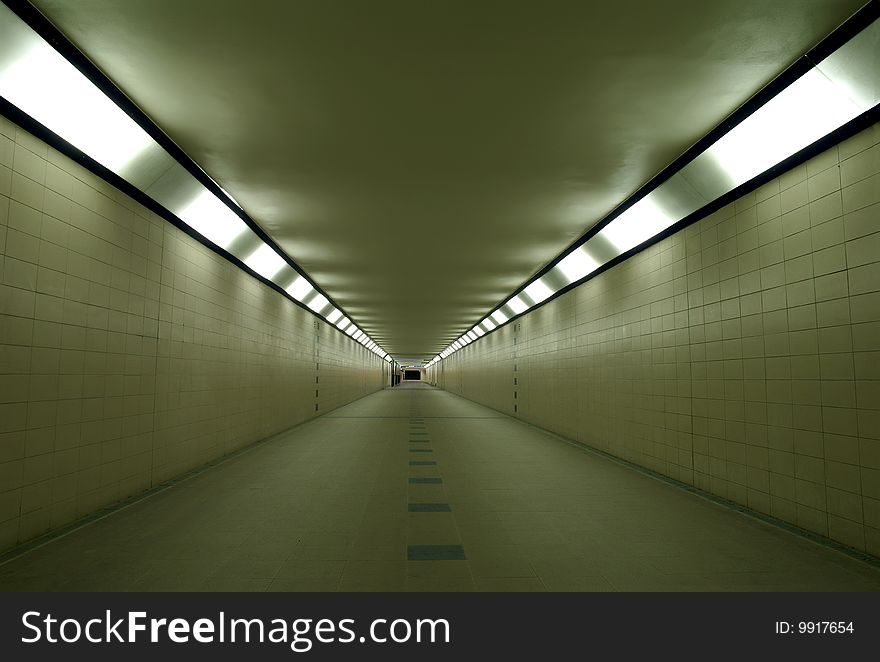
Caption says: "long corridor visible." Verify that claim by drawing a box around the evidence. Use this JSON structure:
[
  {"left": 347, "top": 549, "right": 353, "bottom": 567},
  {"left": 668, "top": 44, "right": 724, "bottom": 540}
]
[{"left": 1, "top": 383, "right": 878, "bottom": 592}]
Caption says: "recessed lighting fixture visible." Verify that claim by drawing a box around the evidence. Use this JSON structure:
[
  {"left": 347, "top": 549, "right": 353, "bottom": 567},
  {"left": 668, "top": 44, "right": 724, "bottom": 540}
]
[
  {"left": 177, "top": 189, "right": 249, "bottom": 250},
  {"left": 556, "top": 247, "right": 599, "bottom": 284},
  {"left": 243, "top": 243, "right": 286, "bottom": 280},
  {"left": 466, "top": 331, "right": 478, "bottom": 341},
  {"left": 0, "top": 28, "right": 153, "bottom": 174},
  {"left": 600, "top": 195, "right": 675, "bottom": 254},
  {"left": 286, "top": 275, "right": 314, "bottom": 302},
  {"left": 506, "top": 295, "right": 528, "bottom": 315},
  {"left": 6, "top": 0, "right": 874, "bottom": 381},
  {"left": 306, "top": 293, "right": 330, "bottom": 314},
  {"left": 524, "top": 279, "right": 553, "bottom": 304},
  {"left": 707, "top": 68, "right": 862, "bottom": 187},
  {"left": 442, "top": 13, "right": 878, "bottom": 354},
  {"left": 0, "top": 4, "right": 398, "bottom": 369},
  {"left": 334, "top": 314, "right": 349, "bottom": 328}
]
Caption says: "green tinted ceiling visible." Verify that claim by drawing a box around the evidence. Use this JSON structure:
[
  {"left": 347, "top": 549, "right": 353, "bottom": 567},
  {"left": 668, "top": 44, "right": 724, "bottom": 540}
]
[{"left": 32, "top": 0, "right": 866, "bottom": 360}]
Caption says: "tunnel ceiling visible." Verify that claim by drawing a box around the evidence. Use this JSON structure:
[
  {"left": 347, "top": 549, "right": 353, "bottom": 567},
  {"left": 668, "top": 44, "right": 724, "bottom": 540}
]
[{"left": 31, "top": 0, "right": 866, "bottom": 360}]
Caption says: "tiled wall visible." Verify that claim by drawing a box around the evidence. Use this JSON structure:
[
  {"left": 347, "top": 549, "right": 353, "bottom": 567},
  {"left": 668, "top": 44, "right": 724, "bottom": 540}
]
[
  {"left": 0, "top": 116, "right": 385, "bottom": 552},
  {"left": 433, "top": 122, "right": 880, "bottom": 557}
]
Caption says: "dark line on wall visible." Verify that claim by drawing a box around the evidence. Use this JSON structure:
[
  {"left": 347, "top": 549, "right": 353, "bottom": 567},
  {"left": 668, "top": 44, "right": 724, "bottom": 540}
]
[
  {"left": 0, "top": 98, "right": 384, "bottom": 369},
  {"left": 446, "top": 0, "right": 880, "bottom": 348},
  {"left": 0, "top": 0, "right": 379, "bottom": 352},
  {"left": 457, "top": 104, "right": 880, "bottom": 344}
]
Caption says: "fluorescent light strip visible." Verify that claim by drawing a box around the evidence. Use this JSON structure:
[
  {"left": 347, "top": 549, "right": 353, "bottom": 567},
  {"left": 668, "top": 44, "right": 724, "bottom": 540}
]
[
  {"left": 0, "top": 6, "right": 386, "bottom": 362},
  {"left": 556, "top": 247, "right": 599, "bottom": 284},
  {"left": 3, "top": 3, "right": 874, "bottom": 371},
  {"left": 506, "top": 295, "right": 528, "bottom": 315},
  {"left": 524, "top": 279, "right": 553, "bottom": 304},
  {"left": 599, "top": 195, "right": 675, "bottom": 254},
  {"left": 243, "top": 243, "right": 286, "bottom": 280},
  {"left": 0, "top": 17, "right": 152, "bottom": 174},
  {"left": 306, "top": 293, "right": 330, "bottom": 314},
  {"left": 177, "top": 189, "right": 249, "bottom": 250},
  {"left": 432, "top": 16, "right": 879, "bottom": 367},
  {"left": 707, "top": 68, "right": 863, "bottom": 187},
  {"left": 285, "top": 275, "right": 313, "bottom": 301}
]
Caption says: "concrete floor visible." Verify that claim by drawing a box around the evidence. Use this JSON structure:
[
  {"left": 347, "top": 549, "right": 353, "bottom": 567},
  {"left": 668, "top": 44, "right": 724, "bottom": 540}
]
[{"left": 1, "top": 382, "right": 879, "bottom": 592}]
